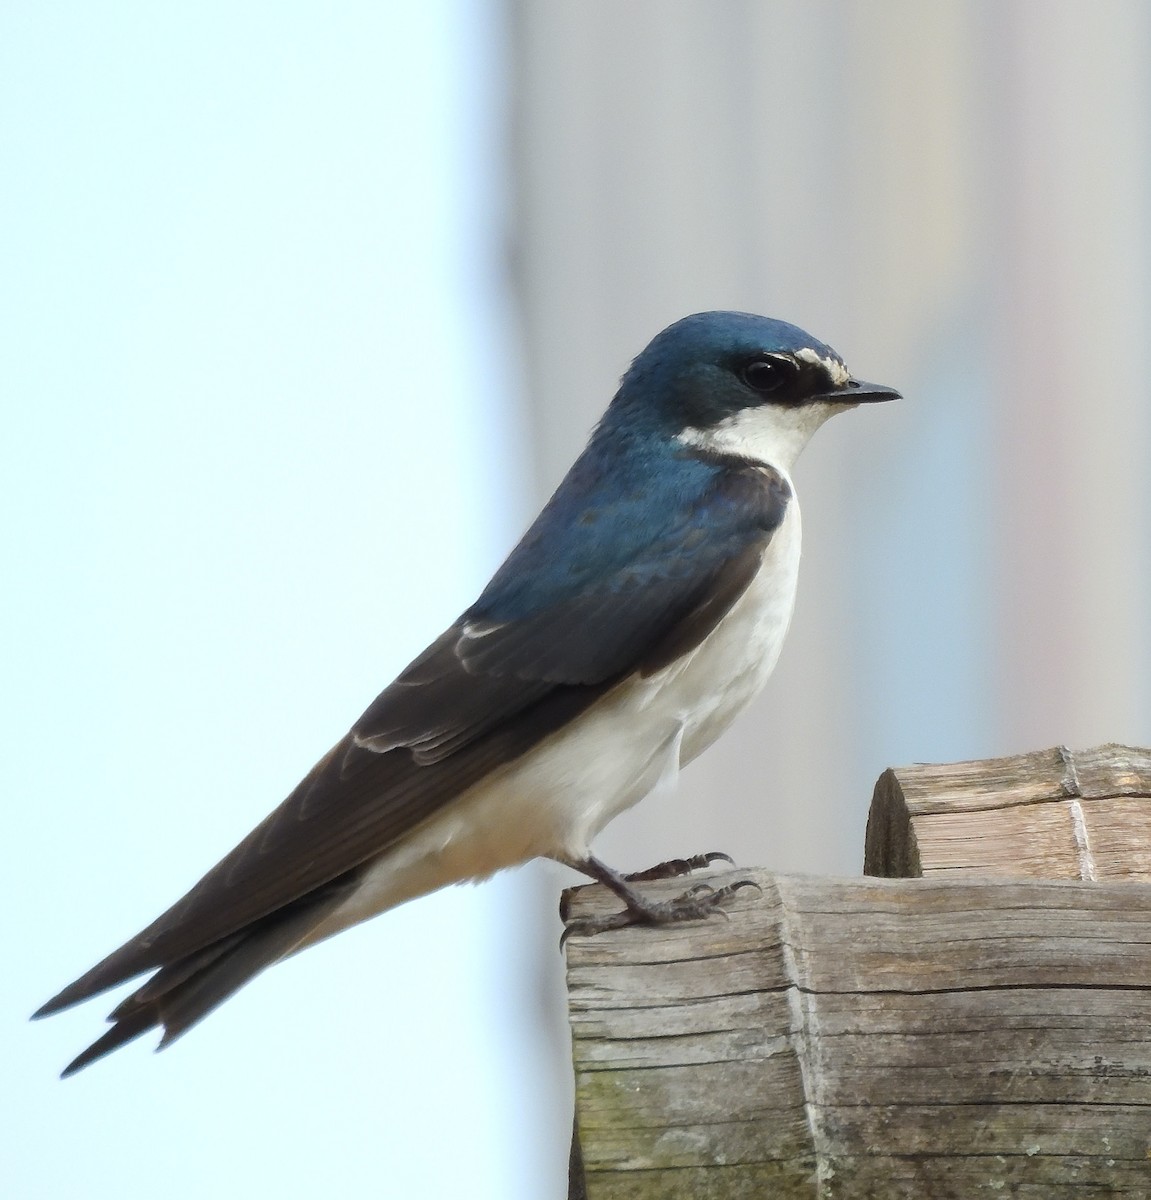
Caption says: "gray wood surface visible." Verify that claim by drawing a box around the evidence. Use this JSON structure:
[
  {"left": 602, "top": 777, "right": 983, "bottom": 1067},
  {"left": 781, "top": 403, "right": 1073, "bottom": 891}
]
[
  {"left": 864, "top": 743, "right": 1151, "bottom": 880},
  {"left": 564, "top": 868, "right": 1151, "bottom": 1198}
]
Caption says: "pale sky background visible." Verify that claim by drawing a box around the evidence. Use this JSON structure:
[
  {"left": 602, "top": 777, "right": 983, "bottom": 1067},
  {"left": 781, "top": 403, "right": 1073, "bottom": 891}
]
[
  {"left": 6, "top": 4, "right": 1151, "bottom": 1199},
  {"left": 3, "top": 4, "right": 553, "bottom": 1197}
]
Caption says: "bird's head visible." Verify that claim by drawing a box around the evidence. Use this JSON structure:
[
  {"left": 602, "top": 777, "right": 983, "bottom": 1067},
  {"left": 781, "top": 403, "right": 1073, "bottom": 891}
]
[{"left": 610, "top": 310, "right": 900, "bottom": 472}]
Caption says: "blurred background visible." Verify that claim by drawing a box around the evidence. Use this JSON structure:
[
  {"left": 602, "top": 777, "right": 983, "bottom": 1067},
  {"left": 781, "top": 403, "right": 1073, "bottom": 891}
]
[{"left": 4, "top": 2, "right": 1149, "bottom": 1196}]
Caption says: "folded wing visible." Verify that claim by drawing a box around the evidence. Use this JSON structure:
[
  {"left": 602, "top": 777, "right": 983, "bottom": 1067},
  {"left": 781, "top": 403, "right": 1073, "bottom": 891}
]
[{"left": 35, "top": 458, "right": 790, "bottom": 1072}]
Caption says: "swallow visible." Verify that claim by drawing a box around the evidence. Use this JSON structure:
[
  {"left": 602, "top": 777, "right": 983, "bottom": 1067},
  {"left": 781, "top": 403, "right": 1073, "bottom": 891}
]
[{"left": 35, "top": 310, "right": 899, "bottom": 1075}]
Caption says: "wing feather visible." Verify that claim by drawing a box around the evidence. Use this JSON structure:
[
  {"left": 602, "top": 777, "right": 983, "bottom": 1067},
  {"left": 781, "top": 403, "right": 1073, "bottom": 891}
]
[{"left": 36, "top": 460, "right": 791, "bottom": 1020}]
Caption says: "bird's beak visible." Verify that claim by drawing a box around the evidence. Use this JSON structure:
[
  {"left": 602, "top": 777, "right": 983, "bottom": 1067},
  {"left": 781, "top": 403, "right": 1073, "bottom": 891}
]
[{"left": 830, "top": 378, "right": 902, "bottom": 404}]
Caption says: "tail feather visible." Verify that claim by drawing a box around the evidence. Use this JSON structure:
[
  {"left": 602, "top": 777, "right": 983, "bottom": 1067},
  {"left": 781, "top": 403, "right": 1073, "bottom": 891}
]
[
  {"left": 61, "top": 1008, "right": 158, "bottom": 1078},
  {"left": 48, "top": 876, "right": 355, "bottom": 1077},
  {"left": 33, "top": 946, "right": 160, "bottom": 1020},
  {"left": 157, "top": 899, "right": 333, "bottom": 1049},
  {"left": 112, "top": 934, "right": 246, "bottom": 1017}
]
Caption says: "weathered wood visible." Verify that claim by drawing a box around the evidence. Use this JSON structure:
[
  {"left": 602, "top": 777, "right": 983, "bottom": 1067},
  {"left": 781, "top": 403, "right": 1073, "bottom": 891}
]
[
  {"left": 564, "top": 869, "right": 1151, "bottom": 1198},
  {"left": 864, "top": 743, "right": 1151, "bottom": 880}
]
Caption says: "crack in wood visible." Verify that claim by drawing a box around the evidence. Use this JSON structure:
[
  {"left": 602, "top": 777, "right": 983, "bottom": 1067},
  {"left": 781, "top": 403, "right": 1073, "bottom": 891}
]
[
  {"left": 773, "top": 876, "right": 831, "bottom": 1198},
  {"left": 1068, "top": 797, "right": 1099, "bottom": 881}
]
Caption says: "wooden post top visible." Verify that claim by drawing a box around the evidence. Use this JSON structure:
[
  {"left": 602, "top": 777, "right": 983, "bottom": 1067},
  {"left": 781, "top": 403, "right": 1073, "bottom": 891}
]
[{"left": 864, "top": 742, "right": 1151, "bottom": 881}]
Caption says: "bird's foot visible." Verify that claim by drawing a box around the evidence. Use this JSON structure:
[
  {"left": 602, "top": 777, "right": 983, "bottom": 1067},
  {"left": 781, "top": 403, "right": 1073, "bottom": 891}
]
[
  {"left": 558, "top": 852, "right": 760, "bottom": 943},
  {"left": 623, "top": 851, "right": 734, "bottom": 882}
]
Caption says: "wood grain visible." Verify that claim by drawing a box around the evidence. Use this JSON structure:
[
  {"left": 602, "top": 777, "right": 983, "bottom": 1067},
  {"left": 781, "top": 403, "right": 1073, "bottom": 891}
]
[
  {"left": 564, "top": 868, "right": 1151, "bottom": 1198},
  {"left": 864, "top": 743, "right": 1151, "bottom": 880}
]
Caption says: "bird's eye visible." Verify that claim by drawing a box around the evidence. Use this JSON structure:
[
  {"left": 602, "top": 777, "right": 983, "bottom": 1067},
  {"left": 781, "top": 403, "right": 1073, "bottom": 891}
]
[{"left": 740, "top": 355, "right": 795, "bottom": 394}]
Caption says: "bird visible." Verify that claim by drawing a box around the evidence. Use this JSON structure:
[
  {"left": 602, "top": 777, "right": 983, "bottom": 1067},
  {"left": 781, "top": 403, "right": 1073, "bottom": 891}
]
[{"left": 35, "top": 310, "right": 899, "bottom": 1076}]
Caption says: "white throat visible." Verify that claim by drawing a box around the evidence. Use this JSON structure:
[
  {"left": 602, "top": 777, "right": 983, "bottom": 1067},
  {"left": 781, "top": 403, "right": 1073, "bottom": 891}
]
[{"left": 676, "top": 399, "right": 854, "bottom": 473}]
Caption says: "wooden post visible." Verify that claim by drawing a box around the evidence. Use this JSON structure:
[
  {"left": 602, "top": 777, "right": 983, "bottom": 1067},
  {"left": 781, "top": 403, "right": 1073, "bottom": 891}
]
[
  {"left": 864, "top": 743, "right": 1151, "bottom": 880},
  {"left": 565, "top": 745, "right": 1151, "bottom": 1198}
]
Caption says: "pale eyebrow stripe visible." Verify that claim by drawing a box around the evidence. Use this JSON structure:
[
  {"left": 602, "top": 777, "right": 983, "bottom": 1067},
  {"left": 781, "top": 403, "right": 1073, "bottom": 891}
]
[{"left": 794, "top": 346, "right": 849, "bottom": 386}]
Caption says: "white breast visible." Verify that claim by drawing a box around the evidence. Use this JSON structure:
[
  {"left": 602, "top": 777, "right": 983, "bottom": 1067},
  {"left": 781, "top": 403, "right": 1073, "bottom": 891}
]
[
  {"left": 306, "top": 487, "right": 804, "bottom": 946},
  {"left": 665, "top": 495, "right": 802, "bottom": 766},
  {"left": 477, "top": 492, "right": 802, "bottom": 857}
]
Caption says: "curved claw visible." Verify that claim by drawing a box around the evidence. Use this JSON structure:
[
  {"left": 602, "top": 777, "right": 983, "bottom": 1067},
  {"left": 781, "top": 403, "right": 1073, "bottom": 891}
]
[
  {"left": 683, "top": 883, "right": 717, "bottom": 900},
  {"left": 704, "top": 851, "right": 737, "bottom": 868},
  {"left": 623, "top": 851, "right": 737, "bottom": 883},
  {"left": 560, "top": 910, "right": 634, "bottom": 947}
]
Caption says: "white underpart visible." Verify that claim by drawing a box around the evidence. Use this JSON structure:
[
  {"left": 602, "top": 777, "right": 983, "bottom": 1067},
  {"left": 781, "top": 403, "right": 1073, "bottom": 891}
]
[
  {"left": 677, "top": 394, "right": 854, "bottom": 475},
  {"left": 308, "top": 511, "right": 801, "bottom": 945},
  {"left": 304, "top": 399, "right": 837, "bottom": 946}
]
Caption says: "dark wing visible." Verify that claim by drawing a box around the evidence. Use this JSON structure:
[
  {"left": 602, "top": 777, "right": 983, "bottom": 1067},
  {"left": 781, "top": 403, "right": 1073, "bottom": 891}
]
[{"left": 36, "top": 461, "right": 790, "bottom": 1066}]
